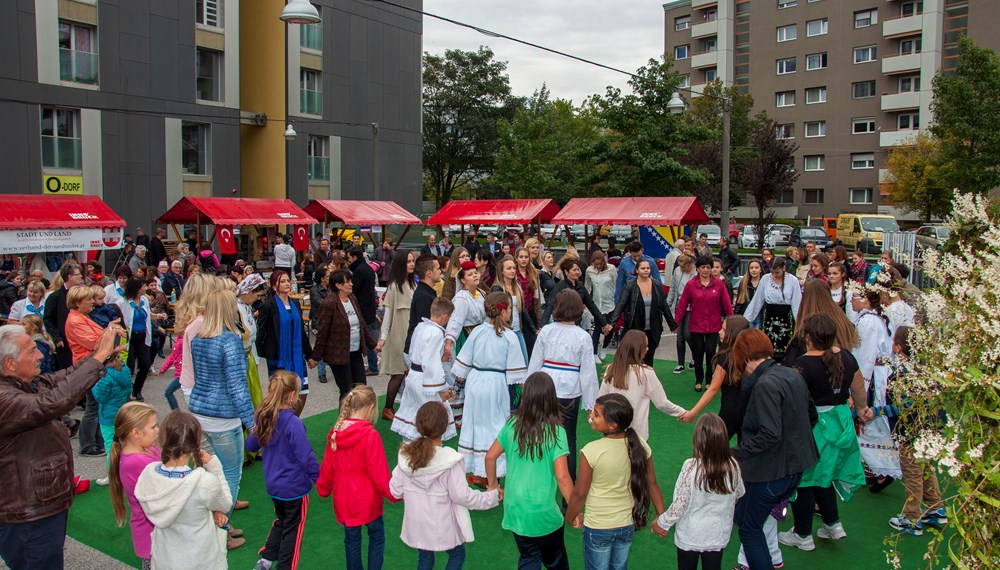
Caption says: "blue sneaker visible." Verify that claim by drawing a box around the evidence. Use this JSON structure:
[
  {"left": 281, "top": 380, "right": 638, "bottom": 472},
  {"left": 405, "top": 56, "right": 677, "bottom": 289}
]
[
  {"left": 920, "top": 508, "right": 948, "bottom": 526},
  {"left": 889, "top": 515, "right": 924, "bottom": 536}
]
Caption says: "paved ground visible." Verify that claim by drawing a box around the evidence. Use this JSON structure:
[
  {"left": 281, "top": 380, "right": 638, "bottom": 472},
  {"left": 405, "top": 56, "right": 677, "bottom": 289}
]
[{"left": 6, "top": 331, "right": 683, "bottom": 569}]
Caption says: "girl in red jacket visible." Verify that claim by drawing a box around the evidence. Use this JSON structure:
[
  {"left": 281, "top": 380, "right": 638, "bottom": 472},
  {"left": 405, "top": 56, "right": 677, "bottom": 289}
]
[{"left": 317, "top": 385, "right": 398, "bottom": 569}]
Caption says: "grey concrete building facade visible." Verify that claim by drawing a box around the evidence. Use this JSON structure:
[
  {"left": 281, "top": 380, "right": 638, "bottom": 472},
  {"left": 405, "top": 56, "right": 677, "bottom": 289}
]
[
  {"left": 663, "top": 0, "right": 1000, "bottom": 221},
  {"left": 0, "top": 0, "right": 423, "bottom": 237}
]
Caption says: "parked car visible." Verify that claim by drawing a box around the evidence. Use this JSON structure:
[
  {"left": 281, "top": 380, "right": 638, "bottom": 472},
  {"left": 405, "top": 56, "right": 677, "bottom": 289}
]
[
  {"left": 539, "top": 224, "right": 559, "bottom": 239},
  {"left": 728, "top": 223, "right": 745, "bottom": 244},
  {"left": 477, "top": 224, "right": 500, "bottom": 235},
  {"left": 695, "top": 225, "right": 722, "bottom": 245},
  {"left": 915, "top": 225, "right": 950, "bottom": 250},
  {"left": 836, "top": 214, "right": 899, "bottom": 253},
  {"left": 607, "top": 225, "right": 635, "bottom": 240},
  {"left": 789, "top": 226, "right": 832, "bottom": 251},
  {"left": 447, "top": 224, "right": 472, "bottom": 234},
  {"left": 770, "top": 224, "right": 793, "bottom": 246},
  {"left": 808, "top": 217, "right": 838, "bottom": 242},
  {"left": 738, "top": 225, "right": 777, "bottom": 249}
]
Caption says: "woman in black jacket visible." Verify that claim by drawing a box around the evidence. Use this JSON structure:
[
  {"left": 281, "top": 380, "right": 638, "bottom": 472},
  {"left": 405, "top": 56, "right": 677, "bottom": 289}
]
[
  {"left": 606, "top": 258, "right": 678, "bottom": 365},
  {"left": 541, "top": 258, "right": 611, "bottom": 338},
  {"left": 255, "top": 270, "right": 313, "bottom": 413}
]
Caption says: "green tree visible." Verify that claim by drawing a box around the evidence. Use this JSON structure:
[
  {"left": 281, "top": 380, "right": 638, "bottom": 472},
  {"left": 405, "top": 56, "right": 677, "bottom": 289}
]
[
  {"left": 930, "top": 37, "right": 1000, "bottom": 196},
  {"left": 422, "top": 47, "right": 521, "bottom": 208},
  {"left": 884, "top": 132, "right": 954, "bottom": 221},
  {"left": 587, "top": 59, "right": 711, "bottom": 197},
  {"left": 736, "top": 114, "right": 799, "bottom": 252},
  {"left": 492, "top": 85, "right": 601, "bottom": 204}
]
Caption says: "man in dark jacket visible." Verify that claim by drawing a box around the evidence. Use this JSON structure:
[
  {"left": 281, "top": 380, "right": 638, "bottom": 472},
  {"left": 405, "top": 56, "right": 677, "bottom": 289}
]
[
  {"left": 43, "top": 263, "right": 85, "bottom": 371},
  {"left": 719, "top": 238, "right": 740, "bottom": 277},
  {"left": 161, "top": 260, "right": 186, "bottom": 300},
  {"left": 0, "top": 276, "right": 17, "bottom": 321},
  {"left": 0, "top": 323, "right": 123, "bottom": 570},
  {"left": 149, "top": 227, "right": 169, "bottom": 267},
  {"left": 542, "top": 258, "right": 612, "bottom": 337},
  {"left": 404, "top": 257, "right": 442, "bottom": 356},
  {"left": 732, "top": 356, "right": 819, "bottom": 570},
  {"left": 347, "top": 247, "right": 379, "bottom": 375}
]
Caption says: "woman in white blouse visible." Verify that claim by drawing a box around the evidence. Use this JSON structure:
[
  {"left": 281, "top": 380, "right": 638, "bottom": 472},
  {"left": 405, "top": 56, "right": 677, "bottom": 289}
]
[
  {"left": 444, "top": 260, "right": 487, "bottom": 427},
  {"left": 585, "top": 250, "right": 618, "bottom": 361},
  {"left": 742, "top": 257, "right": 802, "bottom": 362}
]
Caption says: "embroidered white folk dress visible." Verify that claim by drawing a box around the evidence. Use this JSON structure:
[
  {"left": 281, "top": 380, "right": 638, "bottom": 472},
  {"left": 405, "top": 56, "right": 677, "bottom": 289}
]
[
  {"left": 444, "top": 289, "right": 486, "bottom": 425},
  {"left": 390, "top": 319, "right": 457, "bottom": 442},
  {"left": 852, "top": 309, "right": 902, "bottom": 478}
]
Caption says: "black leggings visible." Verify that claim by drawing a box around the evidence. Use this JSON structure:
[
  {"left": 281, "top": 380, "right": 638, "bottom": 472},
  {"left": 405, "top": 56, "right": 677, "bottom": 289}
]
[
  {"left": 791, "top": 485, "right": 840, "bottom": 536},
  {"left": 675, "top": 313, "right": 690, "bottom": 364},
  {"left": 127, "top": 331, "right": 152, "bottom": 397},
  {"left": 644, "top": 329, "right": 659, "bottom": 366},
  {"left": 677, "top": 548, "right": 723, "bottom": 570},
  {"left": 328, "top": 350, "right": 367, "bottom": 404},
  {"left": 688, "top": 332, "right": 719, "bottom": 385},
  {"left": 558, "top": 397, "right": 581, "bottom": 480}
]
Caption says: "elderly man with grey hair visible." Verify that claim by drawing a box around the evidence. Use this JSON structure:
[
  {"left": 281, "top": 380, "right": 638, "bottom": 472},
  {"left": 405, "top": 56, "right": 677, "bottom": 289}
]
[
  {"left": 0, "top": 323, "right": 124, "bottom": 569},
  {"left": 128, "top": 245, "right": 147, "bottom": 272},
  {"left": 663, "top": 238, "right": 686, "bottom": 284}
]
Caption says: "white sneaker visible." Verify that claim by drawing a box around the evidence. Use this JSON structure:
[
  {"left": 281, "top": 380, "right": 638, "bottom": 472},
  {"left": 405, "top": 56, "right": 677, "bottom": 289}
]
[
  {"left": 817, "top": 521, "right": 846, "bottom": 540},
  {"left": 594, "top": 353, "right": 602, "bottom": 365},
  {"left": 777, "top": 529, "right": 815, "bottom": 551},
  {"left": 672, "top": 365, "right": 685, "bottom": 374},
  {"left": 95, "top": 476, "right": 110, "bottom": 486},
  {"left": 598, "top": 345, "right": 607, "bottom": 360}
]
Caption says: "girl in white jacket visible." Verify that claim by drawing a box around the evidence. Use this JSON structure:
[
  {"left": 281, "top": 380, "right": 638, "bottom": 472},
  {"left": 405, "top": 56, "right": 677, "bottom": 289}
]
[
  {"left": 389, "top": 402, "right": 500, "bottom": 569},
  {"left": 135, "top": 411, "right": 232, "bottom": 570}
]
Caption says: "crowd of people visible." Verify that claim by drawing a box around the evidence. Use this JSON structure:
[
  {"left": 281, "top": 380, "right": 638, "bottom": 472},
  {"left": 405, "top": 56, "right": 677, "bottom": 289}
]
[{"left": 0, "top": 226, "right": 945, "bottom": 570}]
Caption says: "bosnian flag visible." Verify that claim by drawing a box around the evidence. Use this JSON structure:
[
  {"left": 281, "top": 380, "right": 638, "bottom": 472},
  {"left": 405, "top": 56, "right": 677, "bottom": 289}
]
[{"left": 217, "top": 225, "right": 237, "bottom": 254}]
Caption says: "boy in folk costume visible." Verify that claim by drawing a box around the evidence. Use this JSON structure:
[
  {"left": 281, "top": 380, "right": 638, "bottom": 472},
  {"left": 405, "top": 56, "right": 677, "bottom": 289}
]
[{"left": 391, "top": 298, "right": 458, "bottom": 442}]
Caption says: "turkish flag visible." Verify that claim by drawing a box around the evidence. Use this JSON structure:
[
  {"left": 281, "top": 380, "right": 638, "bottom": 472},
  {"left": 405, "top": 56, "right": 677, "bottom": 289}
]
[
  {"left": 293, "top": 225, "right": 309, "bottom": 252},
  {"left": 217, "top": 225, "right": 237, "bottom": 254}
]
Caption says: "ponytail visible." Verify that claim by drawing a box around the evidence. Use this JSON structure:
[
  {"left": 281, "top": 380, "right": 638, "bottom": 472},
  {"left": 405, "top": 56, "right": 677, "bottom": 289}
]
[
  {"left": 331, "top": 385, "right": 378, "bottom": 450},
  {"left": 400, "top": 402, "right": 449, "bottom": 471},
  {"left": 109, "top": 402, "right": 157, "bottom": 527},
  {"left": 595, "top": 393, "right": 652, "bottom": 529},
  {"left": 821, "top": 348, "right": 844, "bottom": 390}
]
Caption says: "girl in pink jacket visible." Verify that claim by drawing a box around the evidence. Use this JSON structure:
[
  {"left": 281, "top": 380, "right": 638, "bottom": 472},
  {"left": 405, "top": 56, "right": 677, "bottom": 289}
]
[{"left": 390, "top": 401, "right": 500, "bottom": 568}]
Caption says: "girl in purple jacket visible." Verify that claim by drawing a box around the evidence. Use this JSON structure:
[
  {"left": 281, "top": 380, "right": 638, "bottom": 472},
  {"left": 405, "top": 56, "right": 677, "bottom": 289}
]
[{"left": 246, "top": 372, "right": 321, "bottom": 570}]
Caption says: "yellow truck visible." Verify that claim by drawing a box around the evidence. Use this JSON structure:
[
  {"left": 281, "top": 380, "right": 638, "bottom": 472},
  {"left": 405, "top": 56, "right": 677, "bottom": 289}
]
[{"left": 836, "top": 214, "right": 899, "bottom": 253}]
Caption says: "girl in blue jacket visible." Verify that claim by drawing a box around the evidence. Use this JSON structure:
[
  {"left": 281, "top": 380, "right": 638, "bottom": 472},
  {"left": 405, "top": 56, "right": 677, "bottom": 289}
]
[
  {"left": 246, "top": 371, "right": 321, "bottom": 570},
  {"left": 92, "top": 357, "right": 133, "bottom": 485}
]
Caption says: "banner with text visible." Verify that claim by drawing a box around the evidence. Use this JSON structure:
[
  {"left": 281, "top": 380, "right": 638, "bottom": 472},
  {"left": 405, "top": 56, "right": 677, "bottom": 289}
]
[{"left": 0, "top": 226, "right": 124, "bottom": 254}]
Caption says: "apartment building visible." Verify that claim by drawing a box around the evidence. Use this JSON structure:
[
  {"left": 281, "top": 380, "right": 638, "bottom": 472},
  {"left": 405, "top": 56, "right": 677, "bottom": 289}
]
[
  {"left": 0, "top": 0, "right": 423, "bottom": 230},
  {"left": 663, "top": 0, "right": 1000, "bottom": 220}
]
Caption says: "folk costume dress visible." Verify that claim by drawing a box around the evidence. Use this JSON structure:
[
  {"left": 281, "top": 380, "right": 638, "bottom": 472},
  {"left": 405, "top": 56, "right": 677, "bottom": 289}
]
[
  {"left": 390, "top": 319, "right": 457, "bottom": 442},
  {"left": 742, "top": 274, "right": 802, "bottom": 361},
  {"left": 452, "top": 322, "right": 528, "bottom": 477},
  {"left": 852, "top": 309, "right": 902, "bottom": 478},
  {"left": 444, "top": 289, "right": 486, "bottom": 426}
]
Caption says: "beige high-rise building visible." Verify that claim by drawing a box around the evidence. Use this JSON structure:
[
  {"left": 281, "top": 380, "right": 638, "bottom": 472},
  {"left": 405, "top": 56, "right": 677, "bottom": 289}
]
[{"left": 663, "top": 0, "right": 1000, "bottom": 221}]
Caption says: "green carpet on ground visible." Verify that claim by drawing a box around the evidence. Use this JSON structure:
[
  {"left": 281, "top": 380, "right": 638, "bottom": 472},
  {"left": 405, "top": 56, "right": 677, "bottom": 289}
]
[{"left": 68, "top": 360, "right": 942, "bottom": 569}]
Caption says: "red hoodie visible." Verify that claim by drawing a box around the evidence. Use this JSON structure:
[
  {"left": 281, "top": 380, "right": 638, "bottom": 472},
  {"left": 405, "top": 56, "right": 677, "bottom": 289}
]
[{"left": 316, "top": 419, "right": 398, "bottom": 526}]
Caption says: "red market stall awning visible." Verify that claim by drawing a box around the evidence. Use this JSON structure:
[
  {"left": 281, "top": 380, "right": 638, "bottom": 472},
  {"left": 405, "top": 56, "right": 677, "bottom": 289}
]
[
  {"left": 425, "top": 199, "right": 560, "bottom": 226},
  {"left": 303, "top": 200, "right": 421, "bottom": 225},
  {"left": 0, "top": 195, "right": 126, "bottom": 253},
  {"left": 156, "top": 197, "right": 318, "bottom": 226},
  {"left": 550, "top": 197, "right": 710, "bottom": 226}
]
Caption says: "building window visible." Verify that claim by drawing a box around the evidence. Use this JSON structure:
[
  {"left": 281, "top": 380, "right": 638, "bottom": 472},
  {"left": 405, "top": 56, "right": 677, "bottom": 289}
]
[
  {"left": 853, "top": 117, "right": 877, "bottom": 134},
  {"left": 805, "top": 121, "right": 827, "bottom": 138},
  {"left": 776, "top": 123, "right": 795, "bottom": 139},
  {"left": 702, "top": 38, "right": 718, "bottom": 53},
  {"left": 853, "top": 80, "right": 877, "bottom": 99},
  {"left": 196, "top": 0, "right": 222, "bottom": 28},
  {"left": 898, "top": 75, "right": 921, "bottom": 93},
  {"left": 58, "top": 21, "right": 98, "bottom": 85},
  {"left": 307, "top": 135, "right": 330, "bottom": 181},
  {"left": 40, "top": 107, "right": 81, "bottom": 170},
  {"left": 854, "top": 9, "right": 878, "bottom": 28},
  {"left": 805, "top": 86, "right": 827, "bottom": 104},
  {"left": 804, "top": 188, "right": 825, "bottom": 204},
  {"left": 898, "top": 112, "right": 920, "bottom": 130},
  {"left": 675, "top": 15, "right": 692, "bottom": 31},
  {"left": 778, "top": 0, "right": 798, "bottom": 9},
  {"left": 181, "top": 122, "right": 210, "bottom": 176},
  {"left": 195, "top": 48, "right": 224, "bottom": 102},
  {"left": 777, "top": 57, "right": 797, "bottom": 75},
  {"left": 675, "top": 45, "right": 689, "bottom": 60},
  {"left": 901, "top": 1, "right": 923, "bottom": 17},
  {"left": 900, "top": 38, "right": 923, "bottom": 56},
  {"left": 705, "top": 68, "right": 718, "bottom": 82},
  {"left": 850, "top": 187, "right": 874, "bottom": 204},
  {"left": 704, "top": 9, "right": 718, "bottom": 22},
  {"left": 806, "top": 53, "right": 828, "bottom": 71},
  {"left": 852, "top": 152, "right": 875, "bottom": 169},
  {"left": 777, "top": 24, "right": 797, "bottom": 42},
  {"left": 854, "top": 46, "right": 877, "bottom": 64},
  {"left": 679, "top": 74, "right": 691, "bottom": 88},
  {"left": 301, "top": 16, "right": 322, "bottom": 51},
  {"left": 300, "top": 68, "right": 322, "bottom": 116},
  {"left": 806, "top": 18, "right": 828, "bottom": 37},
  {"left": 776, "top": 188, "right": 795, "bottom": 204},
  {"left": 804, "top": 155, "right": 825, "bottom": 171},
  {"left": 776, "top": 91, "right": 796, "bottom": 107}
]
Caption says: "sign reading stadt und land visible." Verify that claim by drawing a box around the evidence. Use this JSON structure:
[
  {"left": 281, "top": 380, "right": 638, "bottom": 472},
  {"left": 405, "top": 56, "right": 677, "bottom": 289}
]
[{"left": 0, "top": 226, "right": 123, "bottom": 254}]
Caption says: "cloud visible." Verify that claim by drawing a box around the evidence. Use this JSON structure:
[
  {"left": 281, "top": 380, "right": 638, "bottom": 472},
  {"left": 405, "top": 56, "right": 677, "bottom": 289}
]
[{"left": 422, "top": 0, "right": 665, "bottom": 104}]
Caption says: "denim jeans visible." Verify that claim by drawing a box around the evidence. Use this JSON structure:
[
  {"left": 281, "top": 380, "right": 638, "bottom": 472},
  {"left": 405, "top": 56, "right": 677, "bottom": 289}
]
[
  {"left": 417, "top": 544, "right": 465, "bottom": 570},
  {"left": 0, "top": 510, "right": 68, "bottom": 570},
  {"left": 201, "top": 425, "right": 244, "bottom": 518},
  {"left": 366, "top": 321, "right": 380, "bottom": 372},
  {"left": 582, "top": 525, "right": 634, "bottom": 570},
  {"left": 163, "top": 377, "right": 181, "bottom": 410},
  {"left": 734, "top": 473, "right": 801, "bottom": 570},
  {"left": 79, "top": 391, "right": 104, "bottom": 453},
  {"left": 317, "top": 358, "right": 328, "bottom": 380},
  {"left": 344, "top": 515, "right": 384, "bottom": 570}
]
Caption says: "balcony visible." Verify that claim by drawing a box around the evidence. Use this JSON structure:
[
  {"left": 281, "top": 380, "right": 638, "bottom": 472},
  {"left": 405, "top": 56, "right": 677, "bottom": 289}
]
[
  {"left": 691, "top": 20, "right": 717, "bottom": 38},
  {"left": 881, "top": 91, "right": 921, "bottom": 111},
  {"left": 883, "top": 14, "right": 922, "bottom": 38},
  {"left": 59, "top": 49, "right": 98, "bottom": 85},
  {"left": 691, "top": 0, "right": 718, "bottom": 8},
  {"left": 882, "top": 52, "right": 921, "bottom": 74},
  {"left": 880, "top": 129, "right": 919, "bottom": 147},
  {"left": 689, "top": 82, "right": 707, "bottom": 95},
  {"left": 691, "top": 50, "right": 718, "bottom": 69}
]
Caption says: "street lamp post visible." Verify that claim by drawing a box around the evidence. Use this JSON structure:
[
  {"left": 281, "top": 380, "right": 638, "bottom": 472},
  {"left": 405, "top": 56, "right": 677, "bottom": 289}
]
[{"left": 668, "top": 90, "right": 732, "bottom": 240}]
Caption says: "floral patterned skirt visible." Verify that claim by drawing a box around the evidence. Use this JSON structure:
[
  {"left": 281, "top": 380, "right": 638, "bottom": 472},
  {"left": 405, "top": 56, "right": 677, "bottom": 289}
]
[{"left": 762, "top": 303, "right": 794, "bottom": 360}]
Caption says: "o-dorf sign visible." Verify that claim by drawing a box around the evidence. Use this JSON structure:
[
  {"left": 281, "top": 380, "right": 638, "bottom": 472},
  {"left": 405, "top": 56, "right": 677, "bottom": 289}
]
[{"left": 43, "top": 175, "right": 84, "bottom": 195}]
